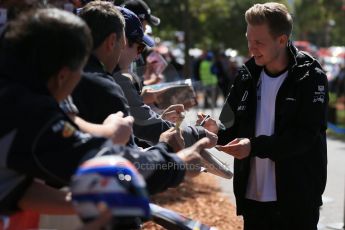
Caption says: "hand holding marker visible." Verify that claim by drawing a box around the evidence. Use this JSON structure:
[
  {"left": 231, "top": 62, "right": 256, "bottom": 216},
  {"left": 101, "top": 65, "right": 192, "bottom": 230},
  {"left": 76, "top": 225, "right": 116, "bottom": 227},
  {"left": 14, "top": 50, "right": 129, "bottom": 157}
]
[
  {"left": 175, "top": 112, "right": 185, "bottom": 130},
  {"left": 199, "top": 114, "right": 210, "bottom": 127},
  {"left": 199, "top": 114, "right": 226, "bottom": 131}
]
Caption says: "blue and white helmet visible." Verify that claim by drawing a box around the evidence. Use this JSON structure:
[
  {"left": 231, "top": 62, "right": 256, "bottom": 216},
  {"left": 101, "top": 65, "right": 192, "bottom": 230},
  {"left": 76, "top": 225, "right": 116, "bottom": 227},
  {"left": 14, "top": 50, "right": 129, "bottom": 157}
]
[{"left": 70, "top": 155, "right": 150, "bottom": 222}]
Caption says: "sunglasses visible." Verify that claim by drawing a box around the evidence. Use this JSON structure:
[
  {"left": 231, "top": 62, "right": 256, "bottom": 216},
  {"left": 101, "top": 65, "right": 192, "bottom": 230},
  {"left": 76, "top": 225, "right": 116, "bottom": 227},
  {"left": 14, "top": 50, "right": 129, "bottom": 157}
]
[
  {"left": 128, "top": 38, "right": 146, "bottom": 54},
  {"left": 136, "top": 43, "right": 146, "bottom": 55}
]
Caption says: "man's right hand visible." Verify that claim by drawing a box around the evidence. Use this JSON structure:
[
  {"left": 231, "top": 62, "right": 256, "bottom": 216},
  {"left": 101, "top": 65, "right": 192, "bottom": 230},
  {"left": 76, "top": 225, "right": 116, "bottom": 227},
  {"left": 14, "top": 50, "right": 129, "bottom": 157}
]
[
  {"left": 177, "top": 137, "right": 210, "bottom": 177},
  {"left": 159, "top": 127, "right": 185, "bottom": 152},
  {"left": 196, "top": 112, "right": 219, "bottom": 134},
  {"left": 103, "top": 112, "right": 134, "bottom": 145}
]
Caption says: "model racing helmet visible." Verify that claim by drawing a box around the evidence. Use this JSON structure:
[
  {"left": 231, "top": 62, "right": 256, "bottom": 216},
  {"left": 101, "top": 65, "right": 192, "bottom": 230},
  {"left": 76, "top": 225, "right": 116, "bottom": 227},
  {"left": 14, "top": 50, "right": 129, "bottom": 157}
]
[{"left": 70, "top": 155, "right": 150, "bottom": 228}]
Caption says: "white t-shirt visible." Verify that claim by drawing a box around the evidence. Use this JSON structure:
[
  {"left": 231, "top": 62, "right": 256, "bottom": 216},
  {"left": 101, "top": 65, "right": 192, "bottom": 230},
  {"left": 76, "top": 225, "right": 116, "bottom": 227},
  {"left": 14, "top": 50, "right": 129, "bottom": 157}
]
[{"left": 245, "top": 68, "right": 288, "bottom": 202}]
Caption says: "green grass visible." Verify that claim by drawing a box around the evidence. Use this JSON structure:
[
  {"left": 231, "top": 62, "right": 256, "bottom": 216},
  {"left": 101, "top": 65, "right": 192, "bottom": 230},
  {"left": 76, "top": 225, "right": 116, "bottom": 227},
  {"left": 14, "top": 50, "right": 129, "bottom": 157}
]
[
  {"left": 328, "top": 93, "right": 345, "bottom": 139},
  {"left": 327, "top": 129, "right": 345, "bottom": 141},
  {"left": 329, "top": 92, "right": 337, "bottom": 105},
  {"left": 338, "top": 109, "right": 345, "bottom": 125}
]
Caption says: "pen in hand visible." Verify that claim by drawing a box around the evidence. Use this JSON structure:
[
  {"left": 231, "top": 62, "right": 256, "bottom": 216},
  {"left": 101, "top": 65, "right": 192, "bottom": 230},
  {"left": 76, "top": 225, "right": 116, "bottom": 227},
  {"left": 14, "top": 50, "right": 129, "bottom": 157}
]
[
  {"left": 199, "top": 114, "right": 211, "bottom": 127},
  {"left": 175, "top": 112, "right": 185, "bottom": 130},
  {"left": 199, "top": 114, "right": 226, "bottom": 131}
]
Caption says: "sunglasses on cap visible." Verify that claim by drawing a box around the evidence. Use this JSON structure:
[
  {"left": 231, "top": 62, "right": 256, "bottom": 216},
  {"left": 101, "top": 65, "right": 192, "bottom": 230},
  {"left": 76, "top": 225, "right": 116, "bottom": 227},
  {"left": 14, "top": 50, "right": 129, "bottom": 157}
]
[
  {"left": 128, "top": 39, "right": 146, "bottom": 54},
  {"left": 137, "top": 43, "right": 146, "bottom": 54}
]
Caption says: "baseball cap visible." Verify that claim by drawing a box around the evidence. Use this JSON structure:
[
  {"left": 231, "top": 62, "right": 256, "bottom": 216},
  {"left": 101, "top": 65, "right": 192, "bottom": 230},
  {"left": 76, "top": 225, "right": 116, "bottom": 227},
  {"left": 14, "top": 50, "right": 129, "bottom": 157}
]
[
  {"left": 121, "top": 0, "right": 160, "bottom": 26},
  {"left": 117, "top": 6, "right": 154, "bottom": 47}
]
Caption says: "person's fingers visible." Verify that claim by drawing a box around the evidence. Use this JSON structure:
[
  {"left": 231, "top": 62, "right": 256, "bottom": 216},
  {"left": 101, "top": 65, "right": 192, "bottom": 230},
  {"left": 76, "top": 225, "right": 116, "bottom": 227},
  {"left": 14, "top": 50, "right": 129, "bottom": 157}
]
[
  {"left": 166, "top": 104, "right": 176, "bottom": 111},
  {"left": 197, "top": 112, "right": 206, "bottom": 117},
  {"left": 166, "top": 116, "right": 180, "bottom": 123},
  {"left": 167, "top": 117, "right": 179, "bottom": 123},
  {"left": 226, "top": 138, "right": 241, "bottom": 146},
  {"left": 222, "top": 149, "right": 237, "bottom": 157},
  {"left": 167, "top": 104, "right": 184, "bottom": 113},
  {"left": 227, "top": 144, "right": 241, "bottom": 151},
  {"left": 177, "top": 104, "right": 185, "bottom": 113},
  {"left": 215, "top": 145, "right": 228, "bottom": 152},
  {"left": 204, "top": 118, "right": 216, "bottom": 125},
  {"left": 196, "top": 117, "right": 204, "bottom": 125},
  {"left": 154, "top": 87, "right": 169, "bottom": 94},
  {"left": 169, "top": 115, "right": 179, "bottom": 120},
  {"left": 163, "top": 127, "right": 176, "bottom": 134},
  {"left": 232, "top": 152, "right": 240, "bottom": 159},
  {"left": 228, "top": 143, "right": 242, "bottom": 149},
  {"left": 196, "top": 112, "right": 209, "bottom": 125},
  {"left": 124, "top": 115, "right": 134, "bottom": 124},
  {"left": 177, "top": 137, "right": 185, "bottom": 151},
  {"left": 114, "top": 111, "right": 124, "bottom": 117},
  {"left": 216, "top": 145, "right": 237, "bottom": 153},
  {"left": 164, "top": 111, "right": 178, "bottom": 117},
  {"left": 216, "top": 143, "right": 246, "bottom": 158},
  {"left": 163, "top": 127, "right": 171, "bottom": 133},
  {"left": 181, "top": 139, "right": 186, "bottom": 147},
  {"left": 192, "top": 137, "right": 211, "bottom": 152}
]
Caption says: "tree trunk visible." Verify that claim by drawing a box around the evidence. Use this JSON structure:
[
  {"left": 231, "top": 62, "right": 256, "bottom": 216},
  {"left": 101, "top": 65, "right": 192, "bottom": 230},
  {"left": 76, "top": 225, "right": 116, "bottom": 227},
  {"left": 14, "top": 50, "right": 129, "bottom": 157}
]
[{"left": 182, "top": 0, "right": 191, "bottom": 79}]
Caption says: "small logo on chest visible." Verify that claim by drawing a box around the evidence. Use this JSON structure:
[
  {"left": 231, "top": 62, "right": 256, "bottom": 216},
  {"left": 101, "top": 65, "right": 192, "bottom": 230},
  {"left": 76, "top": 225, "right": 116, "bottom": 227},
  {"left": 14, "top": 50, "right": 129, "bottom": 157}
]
[{"left": 237, "top": 105, "right": 246, "bottom": 111}]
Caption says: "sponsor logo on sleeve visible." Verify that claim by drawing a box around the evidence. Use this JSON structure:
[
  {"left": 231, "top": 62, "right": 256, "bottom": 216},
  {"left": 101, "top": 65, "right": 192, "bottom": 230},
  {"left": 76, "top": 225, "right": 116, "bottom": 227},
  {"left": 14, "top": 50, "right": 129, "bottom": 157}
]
[
  {"left": 313, "top": 95, "right": 325, "bottom": 103},
  {"left": 62, "top": 122, "right": 76, "bottom": 138},
  {"left": 52, "top": 121, "right": 76, "bottom": 138},
  {"left": 313, "top": 85, "right": 326, "bottom": 104}
]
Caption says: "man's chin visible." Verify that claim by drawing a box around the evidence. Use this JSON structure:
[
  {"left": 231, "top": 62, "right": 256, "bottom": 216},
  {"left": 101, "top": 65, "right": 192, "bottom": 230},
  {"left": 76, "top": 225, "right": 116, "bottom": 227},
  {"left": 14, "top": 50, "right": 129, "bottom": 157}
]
[{"left": 254, "top": 58, "right": 264, "bottom": 66}]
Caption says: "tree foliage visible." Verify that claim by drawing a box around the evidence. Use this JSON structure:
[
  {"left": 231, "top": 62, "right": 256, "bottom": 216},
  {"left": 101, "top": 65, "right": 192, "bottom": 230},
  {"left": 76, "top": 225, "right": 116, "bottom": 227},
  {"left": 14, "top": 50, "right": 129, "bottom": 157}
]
[
  {"left": 293, "top": 0, "right": 345, "bottom": 46},
  {"left": 119, "top": 0, "right": 345, "bottom": 53}
]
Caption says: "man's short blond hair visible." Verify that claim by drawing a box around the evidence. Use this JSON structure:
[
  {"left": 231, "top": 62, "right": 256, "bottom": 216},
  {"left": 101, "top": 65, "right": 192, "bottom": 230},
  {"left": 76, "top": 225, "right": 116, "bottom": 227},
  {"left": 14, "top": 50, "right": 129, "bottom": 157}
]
[{"left": 245, "top": 2, "right": 293, "bottom": 38}]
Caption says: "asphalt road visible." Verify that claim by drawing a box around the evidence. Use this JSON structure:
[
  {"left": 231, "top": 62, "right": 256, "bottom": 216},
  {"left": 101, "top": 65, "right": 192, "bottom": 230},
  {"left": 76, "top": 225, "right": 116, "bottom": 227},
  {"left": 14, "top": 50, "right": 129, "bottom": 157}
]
[{"left": 319, "top": 137, "right": 345, "bottom": 229}]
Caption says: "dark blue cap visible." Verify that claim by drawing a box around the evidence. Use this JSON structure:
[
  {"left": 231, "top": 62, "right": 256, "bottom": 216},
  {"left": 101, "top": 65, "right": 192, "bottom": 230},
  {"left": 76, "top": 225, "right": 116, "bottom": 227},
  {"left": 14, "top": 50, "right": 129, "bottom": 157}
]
[{"left": 117, "top": 6, "right": 154, "bottom": 47}]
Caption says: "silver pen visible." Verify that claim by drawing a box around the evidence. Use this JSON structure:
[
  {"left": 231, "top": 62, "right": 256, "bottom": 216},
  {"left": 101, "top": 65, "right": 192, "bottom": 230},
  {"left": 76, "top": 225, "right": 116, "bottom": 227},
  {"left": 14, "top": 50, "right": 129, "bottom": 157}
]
[
  {"left": 200, "top": 114, "right": 226, "bottom": 130},
  {"left": 199, "top": 114, "right": 210, "bottom": 126}
]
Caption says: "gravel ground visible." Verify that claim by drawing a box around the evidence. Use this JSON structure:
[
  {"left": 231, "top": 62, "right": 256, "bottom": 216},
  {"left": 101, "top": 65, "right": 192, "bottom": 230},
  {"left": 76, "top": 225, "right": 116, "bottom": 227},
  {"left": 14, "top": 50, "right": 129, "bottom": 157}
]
[{"left": 142, "top": 173, "right": 243, "bottom": 230}]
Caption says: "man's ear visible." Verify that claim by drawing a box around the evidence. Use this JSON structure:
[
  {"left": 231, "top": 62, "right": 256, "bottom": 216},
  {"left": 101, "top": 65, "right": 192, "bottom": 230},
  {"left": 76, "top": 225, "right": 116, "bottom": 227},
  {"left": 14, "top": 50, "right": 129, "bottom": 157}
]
[
  {"left": 56, "top": 67, "right": 70, "bottom": 88},
  {"left": 105, "top": 32, "right": 117, "bottom": 51},
  {"left": 279, "top": 34, "right": 289, "bottom": 46},
  {"left": 46, "top": 67, "right": 69, "bottom": 101}
]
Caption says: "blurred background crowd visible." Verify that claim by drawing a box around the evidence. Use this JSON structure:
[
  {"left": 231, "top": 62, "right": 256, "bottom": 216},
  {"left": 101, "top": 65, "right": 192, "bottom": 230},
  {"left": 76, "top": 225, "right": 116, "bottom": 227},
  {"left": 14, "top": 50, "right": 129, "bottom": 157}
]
[
  {"left": 1, "top": 0, "right": 345, "bottom": 126},
  {"left": 114, "top": 0, "right": 345, "bottom": 125}
]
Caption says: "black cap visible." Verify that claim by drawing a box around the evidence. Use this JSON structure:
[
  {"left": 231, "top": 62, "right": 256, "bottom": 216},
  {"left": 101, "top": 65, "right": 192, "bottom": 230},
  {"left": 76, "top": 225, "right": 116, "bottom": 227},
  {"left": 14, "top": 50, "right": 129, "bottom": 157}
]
[
  {"left": 117, "top": 7, "right": 154, "bottom": 47},
  {"left": 121, "top": 0, "right": 160, "bottom": 26}
]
